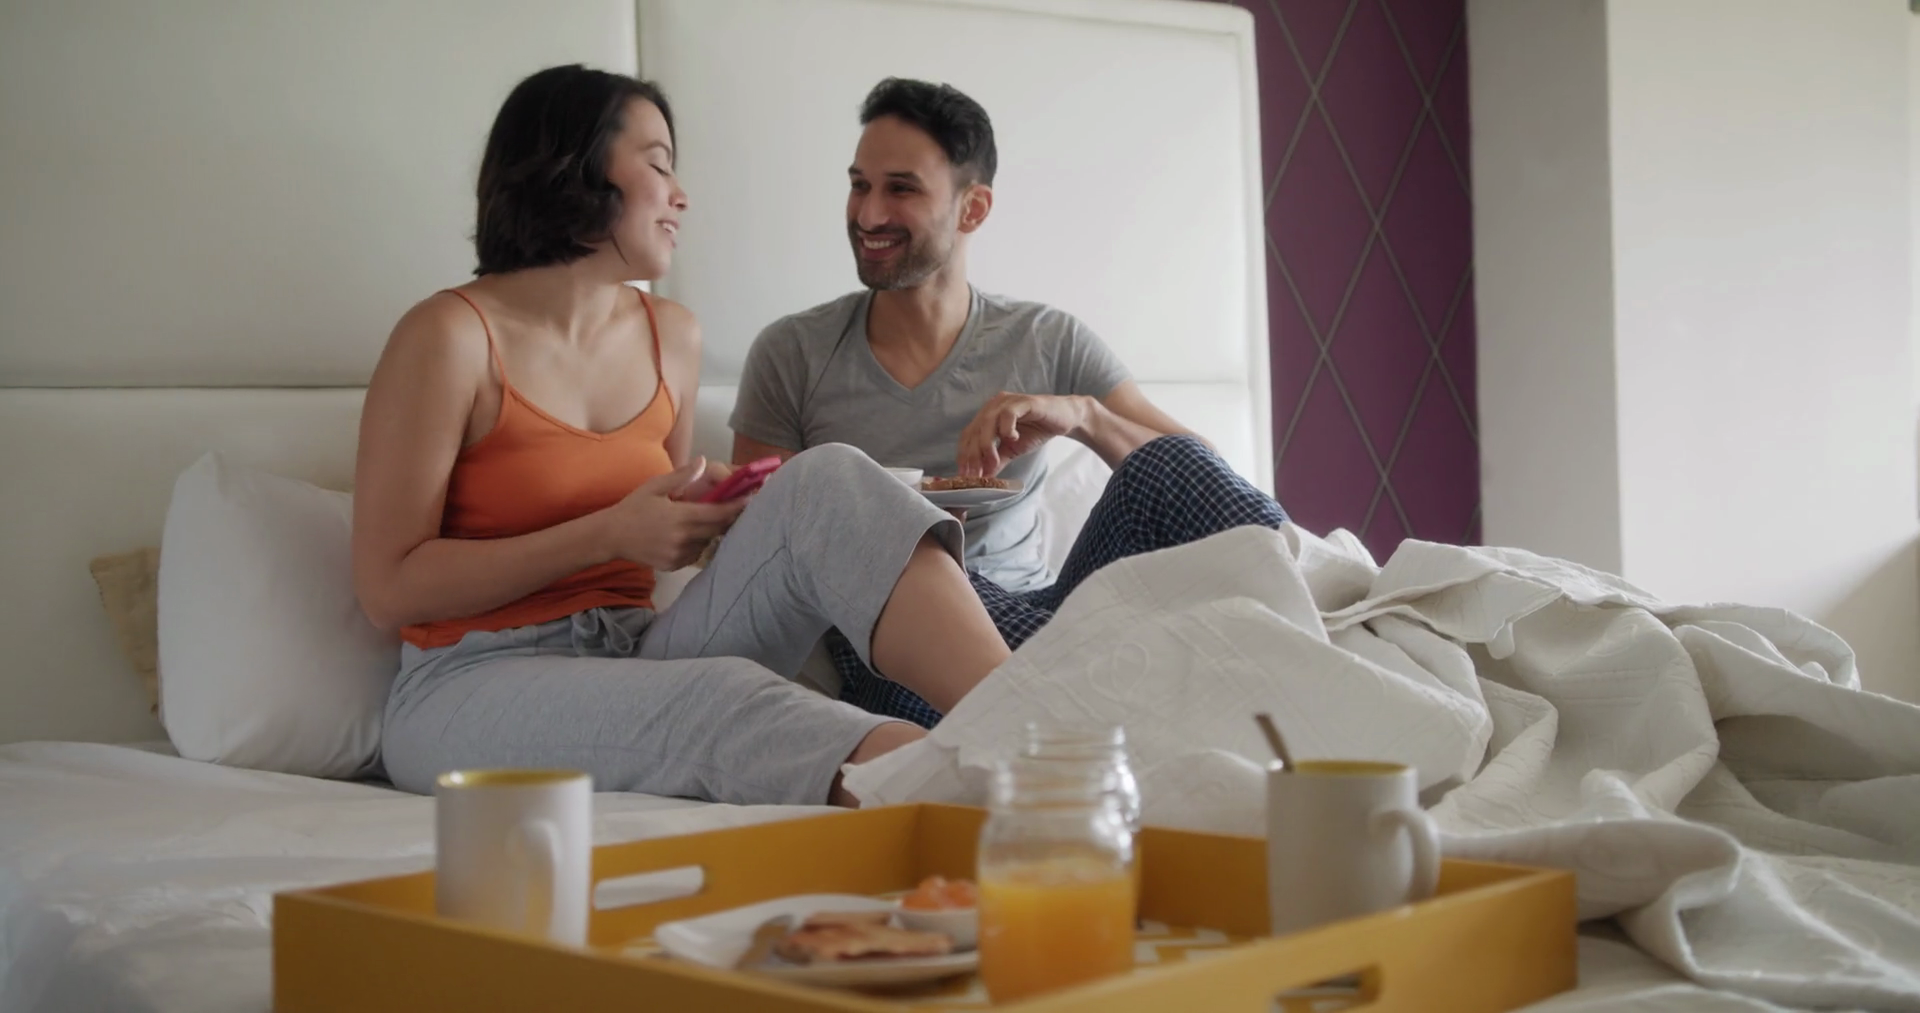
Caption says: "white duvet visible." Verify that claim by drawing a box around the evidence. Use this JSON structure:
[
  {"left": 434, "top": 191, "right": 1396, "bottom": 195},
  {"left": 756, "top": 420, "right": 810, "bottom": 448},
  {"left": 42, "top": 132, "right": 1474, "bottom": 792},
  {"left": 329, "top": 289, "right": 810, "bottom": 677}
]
[{"left": 846, "top": 525, "right": 1920, "bottom": 1012}]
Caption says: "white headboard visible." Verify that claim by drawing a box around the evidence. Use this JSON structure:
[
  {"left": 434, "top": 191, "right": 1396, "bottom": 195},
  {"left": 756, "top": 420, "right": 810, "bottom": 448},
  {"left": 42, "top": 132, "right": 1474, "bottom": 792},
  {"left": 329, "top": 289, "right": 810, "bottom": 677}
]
[{"left": 0, "top": 0, "right": 1265, "bottom": 746}]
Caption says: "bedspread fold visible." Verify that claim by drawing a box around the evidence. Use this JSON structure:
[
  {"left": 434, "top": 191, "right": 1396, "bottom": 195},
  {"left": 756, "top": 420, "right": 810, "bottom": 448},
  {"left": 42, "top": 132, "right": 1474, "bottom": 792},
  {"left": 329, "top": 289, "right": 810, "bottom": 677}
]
[{"left": 844, "top": 524, "right": 1920, "bottom": 1011}]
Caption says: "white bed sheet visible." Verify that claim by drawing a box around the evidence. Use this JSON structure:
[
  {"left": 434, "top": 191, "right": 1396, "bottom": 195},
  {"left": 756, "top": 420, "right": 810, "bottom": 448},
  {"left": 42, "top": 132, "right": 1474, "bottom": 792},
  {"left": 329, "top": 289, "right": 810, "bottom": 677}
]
[{"left": 0, "top": 741, "right": 829, "bottom": 1013}]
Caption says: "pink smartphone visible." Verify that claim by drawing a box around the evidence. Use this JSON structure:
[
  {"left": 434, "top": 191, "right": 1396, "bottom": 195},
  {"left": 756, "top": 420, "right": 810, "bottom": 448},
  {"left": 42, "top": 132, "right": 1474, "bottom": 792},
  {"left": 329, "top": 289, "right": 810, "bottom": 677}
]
[{"left": 700, "top": 456, "right": 783, "bottom": 503}]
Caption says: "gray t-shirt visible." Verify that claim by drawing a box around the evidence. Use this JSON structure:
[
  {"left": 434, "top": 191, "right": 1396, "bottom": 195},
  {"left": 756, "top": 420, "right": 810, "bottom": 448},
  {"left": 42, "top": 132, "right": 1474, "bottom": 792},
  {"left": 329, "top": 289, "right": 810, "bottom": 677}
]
[{"left": 729, "top": 287, "right": 1131, "bottom": 591}]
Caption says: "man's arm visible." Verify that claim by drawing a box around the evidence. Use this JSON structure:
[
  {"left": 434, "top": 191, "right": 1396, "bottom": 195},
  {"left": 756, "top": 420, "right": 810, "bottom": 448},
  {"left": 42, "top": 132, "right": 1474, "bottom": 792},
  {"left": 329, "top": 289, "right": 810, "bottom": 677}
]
[
  {"left": 1056, "top": 314, "right": 1213, "bottom": 465},
  {"left": 732, "top": 433, "right": 797, "bottom": 465},
  {"left": 955, "top": 381, "right": 1216, "bottom": 476},
  {"left": 728, "top": 322, "right": 809, "bottom": 465},
  {"left": 1073, "top": 380, "right": 1213, "bottom": 464}
]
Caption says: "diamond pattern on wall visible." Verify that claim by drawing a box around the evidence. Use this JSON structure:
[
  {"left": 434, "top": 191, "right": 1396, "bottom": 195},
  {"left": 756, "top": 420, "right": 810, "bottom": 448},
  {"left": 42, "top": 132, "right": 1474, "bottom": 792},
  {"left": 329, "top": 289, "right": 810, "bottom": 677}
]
[
  {"left": 1330, "top": 246, "right": 1431, "bottom": 457},
  {"left": 1224, "top": 0, "right": 1480, "bottom": 561}
]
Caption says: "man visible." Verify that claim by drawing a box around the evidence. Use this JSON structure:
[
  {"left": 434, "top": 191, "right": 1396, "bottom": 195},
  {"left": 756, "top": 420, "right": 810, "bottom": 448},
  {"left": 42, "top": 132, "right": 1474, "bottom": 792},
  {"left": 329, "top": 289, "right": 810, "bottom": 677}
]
[{"left": 730, "top": 77, "right": 1287, "bottom": 726}]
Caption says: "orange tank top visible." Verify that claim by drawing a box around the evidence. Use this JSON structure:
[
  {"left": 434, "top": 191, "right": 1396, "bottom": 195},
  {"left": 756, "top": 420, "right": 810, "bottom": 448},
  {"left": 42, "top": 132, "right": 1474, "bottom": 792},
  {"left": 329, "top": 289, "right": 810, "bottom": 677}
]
[{"left": 400, "top": 288, "right": 678, "bottom": 649}]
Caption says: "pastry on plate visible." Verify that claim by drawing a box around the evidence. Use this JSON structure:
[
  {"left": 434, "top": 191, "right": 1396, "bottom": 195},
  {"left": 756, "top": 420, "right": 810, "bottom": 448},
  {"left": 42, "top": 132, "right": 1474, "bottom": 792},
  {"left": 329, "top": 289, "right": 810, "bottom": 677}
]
[
  {"left": 921, "top": 475, "right": 1013, "bottom": 492},
  {"left": 772, "top": 910, "right": 954, "bottom": 964}
]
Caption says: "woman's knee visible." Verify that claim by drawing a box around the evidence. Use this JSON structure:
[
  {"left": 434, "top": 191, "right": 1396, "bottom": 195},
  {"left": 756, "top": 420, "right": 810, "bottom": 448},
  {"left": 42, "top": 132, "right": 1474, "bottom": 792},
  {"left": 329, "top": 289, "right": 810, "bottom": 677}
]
[
  {"left": 757, "top": 443, "right": 904, "bottom": 516},
  {"left": 767, "top": 443, "right": 875, "bottom": 491}
]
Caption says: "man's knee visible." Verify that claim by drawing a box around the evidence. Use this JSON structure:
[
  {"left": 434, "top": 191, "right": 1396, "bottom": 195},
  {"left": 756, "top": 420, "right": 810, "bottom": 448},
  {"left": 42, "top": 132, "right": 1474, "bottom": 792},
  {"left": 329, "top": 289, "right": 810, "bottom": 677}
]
[
  {"left": 1119, "top": 433, "right": 1220, "bottom": 478},
  {"left": 1113, "top": 434, "right": 1287, "bottom": 522}
]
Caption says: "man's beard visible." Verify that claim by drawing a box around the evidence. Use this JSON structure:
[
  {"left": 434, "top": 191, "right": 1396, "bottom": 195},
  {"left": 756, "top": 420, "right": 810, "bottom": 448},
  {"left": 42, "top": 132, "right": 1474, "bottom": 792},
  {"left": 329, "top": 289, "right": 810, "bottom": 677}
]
[{"left": 849, "top": 222, "right": 952, "bottom": 290}]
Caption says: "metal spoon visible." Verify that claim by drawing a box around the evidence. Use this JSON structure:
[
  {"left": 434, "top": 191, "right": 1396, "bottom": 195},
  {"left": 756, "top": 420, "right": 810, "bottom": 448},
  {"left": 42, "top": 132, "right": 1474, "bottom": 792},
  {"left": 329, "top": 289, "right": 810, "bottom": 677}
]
[{"left": 1255, "top": 712, "right": 1295, "bottom": 772}]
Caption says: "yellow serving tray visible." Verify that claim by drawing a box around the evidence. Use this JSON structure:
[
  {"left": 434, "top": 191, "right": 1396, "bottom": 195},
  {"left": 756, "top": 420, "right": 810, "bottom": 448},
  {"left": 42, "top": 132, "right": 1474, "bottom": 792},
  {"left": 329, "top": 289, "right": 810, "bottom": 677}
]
[{"left": 274, "top": 803, "right": 1575, "bottom": 1012}]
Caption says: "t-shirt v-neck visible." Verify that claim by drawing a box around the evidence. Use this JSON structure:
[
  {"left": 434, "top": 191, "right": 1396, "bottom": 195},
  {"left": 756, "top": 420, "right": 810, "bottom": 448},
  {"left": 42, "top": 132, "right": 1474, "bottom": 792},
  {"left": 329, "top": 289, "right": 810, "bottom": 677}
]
[{"left": 852, "top": 289, "right": 984, "bottom": 405}]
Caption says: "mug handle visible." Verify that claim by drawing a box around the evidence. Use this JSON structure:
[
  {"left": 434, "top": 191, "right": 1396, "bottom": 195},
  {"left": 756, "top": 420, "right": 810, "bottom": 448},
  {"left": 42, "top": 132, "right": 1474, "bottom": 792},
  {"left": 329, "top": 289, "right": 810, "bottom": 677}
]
[
  {"left": 506, "top": 819, "right": 562, "bottom": 940},
  {"left": 1372, "top": 806, "right": 1440, "bottom": 902}
]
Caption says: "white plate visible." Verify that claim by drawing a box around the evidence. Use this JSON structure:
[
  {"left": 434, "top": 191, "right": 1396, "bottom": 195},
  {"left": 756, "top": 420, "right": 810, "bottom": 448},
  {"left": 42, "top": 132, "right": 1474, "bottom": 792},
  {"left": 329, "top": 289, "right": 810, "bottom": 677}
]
[
  {"left": 921, "top": 480, "right": 1023, "bottom": 509},
  {"left": 760, "top": 950, "right": 979, "bottom": 987},
  {"left": 653, "top": 894, "right": 978, "bottom": 988}
]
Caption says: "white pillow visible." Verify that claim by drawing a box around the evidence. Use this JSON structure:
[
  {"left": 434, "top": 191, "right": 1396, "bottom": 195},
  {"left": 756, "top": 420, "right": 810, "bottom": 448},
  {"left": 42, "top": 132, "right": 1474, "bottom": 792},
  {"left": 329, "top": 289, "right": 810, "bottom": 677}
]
[
  {"left": 1035, "top": 439, "right": 1111, "bottom": 577},
  {"left": 157, "top": 452, "right": 396, "bottom": 779}
]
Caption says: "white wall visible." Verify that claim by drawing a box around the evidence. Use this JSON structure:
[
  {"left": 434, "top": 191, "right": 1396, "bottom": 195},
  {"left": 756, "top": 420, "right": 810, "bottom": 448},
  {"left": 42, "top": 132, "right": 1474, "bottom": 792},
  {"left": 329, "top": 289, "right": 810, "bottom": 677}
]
[
  {"left": 1474, "top": 0, "right": 1920, "bottom": 702},
  {"left": 0, "top": 0, "right": 639, "bottom": 387},
  {"left": 1469, "top": 0, "right": 1624, "bottom": 575},
  {"left": 1609, "top": 0, "right": 1917, "bottom": 698}
]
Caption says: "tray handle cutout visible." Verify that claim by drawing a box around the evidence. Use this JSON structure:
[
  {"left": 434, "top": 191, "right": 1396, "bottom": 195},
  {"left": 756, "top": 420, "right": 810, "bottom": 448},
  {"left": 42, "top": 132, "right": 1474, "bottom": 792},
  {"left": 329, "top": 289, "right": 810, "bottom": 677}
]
[
  {"left": 592, "top": 865, "right": 705, "bottom": 911},
  {"left": 1273, "top": 968, "right": 1380, "bottom": 1013}
]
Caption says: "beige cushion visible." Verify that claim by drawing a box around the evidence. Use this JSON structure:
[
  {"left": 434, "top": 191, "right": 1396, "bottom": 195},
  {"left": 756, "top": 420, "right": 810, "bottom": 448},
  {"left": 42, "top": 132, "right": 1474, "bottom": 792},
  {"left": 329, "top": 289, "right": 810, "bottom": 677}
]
[{"left": 87, "top": 546, "right": 162, "bottom": 716}]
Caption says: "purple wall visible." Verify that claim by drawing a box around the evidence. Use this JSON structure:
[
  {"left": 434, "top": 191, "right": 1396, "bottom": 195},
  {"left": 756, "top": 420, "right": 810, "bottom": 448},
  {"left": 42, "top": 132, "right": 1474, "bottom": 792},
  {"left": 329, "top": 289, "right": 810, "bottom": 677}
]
[{"left": 1216, "top": 0, "right": 1479, "bottom": 560}]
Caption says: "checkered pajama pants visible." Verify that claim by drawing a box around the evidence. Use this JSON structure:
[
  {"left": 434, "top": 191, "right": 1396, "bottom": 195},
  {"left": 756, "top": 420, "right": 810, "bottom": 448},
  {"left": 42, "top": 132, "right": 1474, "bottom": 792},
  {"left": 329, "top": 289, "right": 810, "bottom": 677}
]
[{"left": 828, "top": 434, "right": 1290, "bottom": 728}]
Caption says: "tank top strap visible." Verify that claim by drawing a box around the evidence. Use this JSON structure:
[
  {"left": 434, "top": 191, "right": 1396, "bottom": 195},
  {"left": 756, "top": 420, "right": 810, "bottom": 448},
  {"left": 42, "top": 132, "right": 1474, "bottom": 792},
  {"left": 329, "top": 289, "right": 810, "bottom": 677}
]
[
  {"left": 444, "top": 288, "right": 510, "bottom": 388},
  {"left": 636, "top": 289, "right": 675, "bottom": 414}
]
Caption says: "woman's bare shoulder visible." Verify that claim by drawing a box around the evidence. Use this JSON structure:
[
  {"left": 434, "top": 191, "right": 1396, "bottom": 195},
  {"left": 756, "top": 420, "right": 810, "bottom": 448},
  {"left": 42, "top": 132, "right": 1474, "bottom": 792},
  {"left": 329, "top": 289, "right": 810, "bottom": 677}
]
[
  {"left": 646, "top": 293, "right": 703, "bottom": 354},
  {"left": 378, "top": 289, "right": 492, "bottom": 377}
]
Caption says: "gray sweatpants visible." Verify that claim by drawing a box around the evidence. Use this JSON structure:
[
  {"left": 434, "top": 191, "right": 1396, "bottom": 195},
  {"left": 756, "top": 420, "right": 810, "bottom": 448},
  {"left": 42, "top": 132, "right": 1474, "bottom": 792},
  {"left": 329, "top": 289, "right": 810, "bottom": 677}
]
[{"left": 380, "top": 443, "right": 961, "bottom": 806}]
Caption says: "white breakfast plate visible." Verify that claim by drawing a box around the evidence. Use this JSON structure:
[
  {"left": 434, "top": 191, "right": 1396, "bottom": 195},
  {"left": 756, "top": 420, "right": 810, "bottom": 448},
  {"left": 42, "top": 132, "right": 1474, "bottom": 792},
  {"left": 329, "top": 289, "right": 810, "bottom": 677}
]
[
  {"left": 920, "top": 480, "right": 1023, "bottom": 509},
  {"left": 652, "top": 894, "right": 979, "bottom": 987},
  {"left": 760, "top": 950, "right": 979, "bottom": 987}
]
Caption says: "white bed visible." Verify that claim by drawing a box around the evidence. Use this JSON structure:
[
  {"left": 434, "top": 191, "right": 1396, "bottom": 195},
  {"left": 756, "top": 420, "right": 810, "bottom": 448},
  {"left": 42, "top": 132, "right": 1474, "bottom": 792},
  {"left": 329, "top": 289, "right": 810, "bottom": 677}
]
[{"left": 1, "top": 1, "right": 1913, "bottom": 1012}]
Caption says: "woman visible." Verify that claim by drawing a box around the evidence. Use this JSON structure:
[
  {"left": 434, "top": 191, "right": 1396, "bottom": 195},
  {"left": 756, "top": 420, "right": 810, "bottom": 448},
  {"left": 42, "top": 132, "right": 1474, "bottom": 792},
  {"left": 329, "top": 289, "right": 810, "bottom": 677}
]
[{"left": 352, "top": 65, "right": 1010, "bottom": 806}]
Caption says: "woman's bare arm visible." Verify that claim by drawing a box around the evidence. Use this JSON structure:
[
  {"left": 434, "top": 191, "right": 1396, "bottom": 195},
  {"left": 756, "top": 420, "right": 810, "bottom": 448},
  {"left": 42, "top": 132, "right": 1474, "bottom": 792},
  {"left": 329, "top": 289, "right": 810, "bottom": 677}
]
[
  {"left": 349, "top": 296, "right": 623, "bottom": 631},
  {"left": 652, "top": 296, "right": 705, "bottom": 470}
]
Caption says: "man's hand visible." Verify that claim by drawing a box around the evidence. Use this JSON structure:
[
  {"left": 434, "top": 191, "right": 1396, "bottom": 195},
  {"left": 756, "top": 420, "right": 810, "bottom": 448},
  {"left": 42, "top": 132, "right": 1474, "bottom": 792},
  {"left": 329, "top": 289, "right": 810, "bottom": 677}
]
[{"left": 956, "top": 393, "right": 1091, "bottom": 477}]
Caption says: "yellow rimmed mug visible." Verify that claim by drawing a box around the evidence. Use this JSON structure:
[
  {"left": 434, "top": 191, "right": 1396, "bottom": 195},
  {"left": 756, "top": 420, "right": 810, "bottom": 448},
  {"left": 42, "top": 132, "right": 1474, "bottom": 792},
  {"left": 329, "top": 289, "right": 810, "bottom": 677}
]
[
  {"left": 434, "top": 768, "right": 592, "bottom": 946},
  {"left": 1266, "top": 760, "right": 1439, "bottom": 936}
]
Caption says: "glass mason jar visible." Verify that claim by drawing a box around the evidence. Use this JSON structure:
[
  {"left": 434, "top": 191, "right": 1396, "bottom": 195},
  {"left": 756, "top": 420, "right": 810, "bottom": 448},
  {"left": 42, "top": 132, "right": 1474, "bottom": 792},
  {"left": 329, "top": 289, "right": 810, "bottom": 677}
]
[
  {"left": 975, "top": 755, "right": 1137, "bottom": 1003},
  {"left": 1019, "top": 722, "right": 1141, "bottom": 837}
]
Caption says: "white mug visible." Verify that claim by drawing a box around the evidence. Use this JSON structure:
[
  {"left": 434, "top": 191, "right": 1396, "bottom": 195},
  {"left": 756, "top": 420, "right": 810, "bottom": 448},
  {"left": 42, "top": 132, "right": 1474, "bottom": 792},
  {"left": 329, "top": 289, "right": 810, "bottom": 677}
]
[
  {"left": 1267, "top": 760, "right": 1439, "bottom": 936},
  {"left": 434, "top": 769, "right": 592, "bottom": 946}
]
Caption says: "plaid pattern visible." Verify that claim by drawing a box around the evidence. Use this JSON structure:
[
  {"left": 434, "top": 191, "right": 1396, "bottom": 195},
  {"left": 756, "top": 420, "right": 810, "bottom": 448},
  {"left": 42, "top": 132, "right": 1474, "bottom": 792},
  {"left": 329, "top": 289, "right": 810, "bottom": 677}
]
[{"left": 833, "top": 435, "right": 1290, "bottom": 727}]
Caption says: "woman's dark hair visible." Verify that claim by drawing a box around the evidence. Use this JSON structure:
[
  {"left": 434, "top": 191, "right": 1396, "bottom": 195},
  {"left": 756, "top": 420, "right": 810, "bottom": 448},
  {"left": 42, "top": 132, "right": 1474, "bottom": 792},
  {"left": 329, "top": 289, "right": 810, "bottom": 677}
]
[
  {"left": 859, "top": 77, "right": 997, "bottom": 188},
  {"left": 473, "top": 65, "right": 675, "bottom": 276}
]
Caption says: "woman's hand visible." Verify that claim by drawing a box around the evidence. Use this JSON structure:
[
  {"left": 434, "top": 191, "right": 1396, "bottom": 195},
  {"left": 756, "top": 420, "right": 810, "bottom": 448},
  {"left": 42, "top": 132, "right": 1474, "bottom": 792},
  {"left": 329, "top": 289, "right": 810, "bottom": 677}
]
[
  {"left": 671, "top": 460, "right": 734, "bottom": 503},
  {"left": 599, "top": 458, "right": 748, "bottom": 570},
  {"left": 955, "top": 393, "right": 1091, "bottom": 477}
]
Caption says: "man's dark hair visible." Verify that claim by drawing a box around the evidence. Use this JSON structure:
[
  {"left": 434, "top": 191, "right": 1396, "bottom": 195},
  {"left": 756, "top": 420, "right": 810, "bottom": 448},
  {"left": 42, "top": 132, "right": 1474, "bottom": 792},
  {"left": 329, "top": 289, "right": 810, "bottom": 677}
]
[
  {"left": 473, "top": 64, "right": 675, "bottom": 276},
  {"left": 859, "top": 77, "right": 997, "bottom": 188}
]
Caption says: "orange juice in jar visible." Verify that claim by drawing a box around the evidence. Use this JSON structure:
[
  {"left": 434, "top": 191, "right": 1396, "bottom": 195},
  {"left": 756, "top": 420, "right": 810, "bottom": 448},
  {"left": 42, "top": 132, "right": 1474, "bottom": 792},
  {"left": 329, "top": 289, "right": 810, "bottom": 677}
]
[
  {"left": 977, "top": 754, "right": 1136, "bottom": 1003},
  {"left": 979, "top": 856, "right": 1135, "bottom": 1001},
  {"left": 1020, "top": 723, "right": 1143, "bottom": 917}
]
